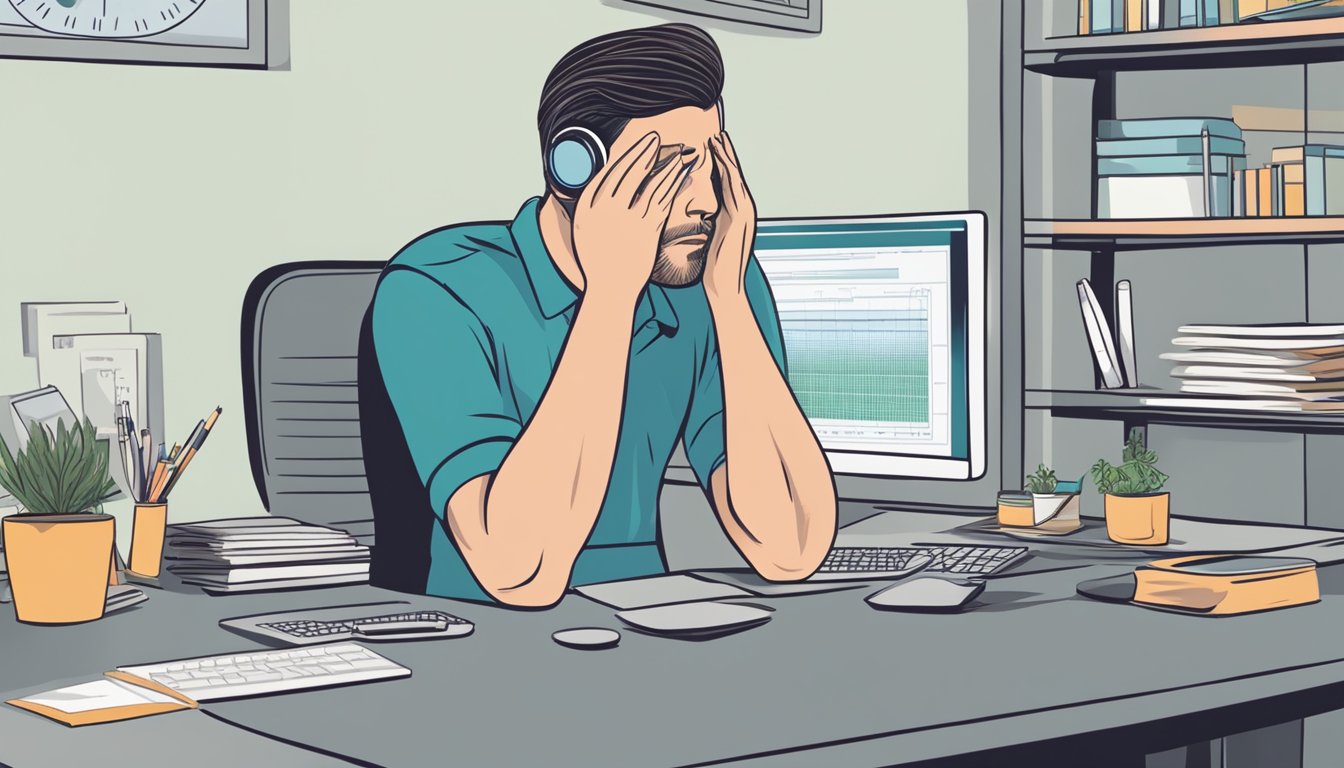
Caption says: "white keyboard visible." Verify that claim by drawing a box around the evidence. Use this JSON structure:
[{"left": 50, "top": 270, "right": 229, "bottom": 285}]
[{"left": 117, "top": 643, "right": 410, "bottom": 701}]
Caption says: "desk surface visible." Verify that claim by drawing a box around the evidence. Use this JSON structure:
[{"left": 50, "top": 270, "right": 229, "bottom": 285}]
[{"left": 5, "top": 512, "right": 1344, "bottom": 768}]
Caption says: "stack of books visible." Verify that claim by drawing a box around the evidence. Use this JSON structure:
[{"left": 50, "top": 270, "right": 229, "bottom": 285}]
[
  {"left": 1237, "top": 144, "right": 1344, "bottom": 217},
  {"left": 1080, "top": 0, "right": 1343, "bottom": 33},
  {"left": 164, "top": 517, "right": 370, "bottom": 594},
  {"left": 1147, "top": 323, "right": 1344, "bottom": 411},
  {"left": 1097, "top": 118, "right": 1246, "bottom": 219}
]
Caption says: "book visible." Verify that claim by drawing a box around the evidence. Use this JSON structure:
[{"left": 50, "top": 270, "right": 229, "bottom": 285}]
[
  {"left": 1148, "top": 0, "right": 1163, "bottom": 28},
  {"left": 1170, "top": 364, "right": 1344, "bottom": 381},
  {"left": 184, "top": 572, "right": 371, "bottom": 594},
  {"left": 1096, "top": 136, "right": 1246, "bottom": 157},
  {"left": 1219, "top": 0, "right": 1237, "bottom": 22},
  {"left": 1133, "top": 555, "right": 1319, "bottom": 615},
  {"left": 1097, "top": 118, "right": 1242, "bottom": 140},
  {"left": 167, "top": 561, "right": 369, "bottom": 584},
  {"left": 1127, "top": 0, "right": 1145, "bottom": 29},
  {"left": 1097, "top": 154, "right": 1243, "bottom": 176},
  {"left": 1180, "top": 0, "right": 1199, "bottom": 24},
  {"left": 166, "top": 548, "right": 370, "bottom": 566},
  {"left": 1178, "top": 323, "right": 1344, "bottom": 336},
  {"left": 1141, "top": 395, "right": 1344, "bottom": 411},
  {"left": 1178, "top": 381, "right": 1344, "bottom": 398},
  {"left": 1273, "top": 145, "right": 1344, "bottom": 215},
  {"left": 1077, "top": 278, "right": 1126, "bottom": 389},
  {"left": 1081, "top": 0, "right": 1091, "bottom": 34},
  {"left": 1173, "top": 335, "right": 1344, "bottom": 352},
  {"left": 1116, "top": 280, "right": 1138, "bottom": 387},
  {"left": 1098, "top": 174, "right": 1232, "bottom": 217}
]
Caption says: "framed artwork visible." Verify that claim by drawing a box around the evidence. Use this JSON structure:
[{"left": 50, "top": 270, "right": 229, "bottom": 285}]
[
  {"left": 617, "top": 0, "right": 821, "bottom": 33},
  {"left": 0, "top": 0, "right": 274, "bottom": 68}
]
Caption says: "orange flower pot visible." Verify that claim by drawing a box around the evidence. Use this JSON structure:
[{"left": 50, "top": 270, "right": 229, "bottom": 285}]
[
  {"left": 3, "top": 513, "right": 115, "bottom": 624},
  {"left": 1104, "top": 492, "right": 1170, "bottom": 546}
]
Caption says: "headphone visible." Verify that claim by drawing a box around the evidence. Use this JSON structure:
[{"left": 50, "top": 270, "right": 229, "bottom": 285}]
[{"left": 546, "top": 98, "right": 725, "bottom": 196}]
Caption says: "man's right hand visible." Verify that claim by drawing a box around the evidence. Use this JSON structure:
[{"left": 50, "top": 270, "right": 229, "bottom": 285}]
[{"left": 572, "top": 132, "right": 694, "bottom": 303}]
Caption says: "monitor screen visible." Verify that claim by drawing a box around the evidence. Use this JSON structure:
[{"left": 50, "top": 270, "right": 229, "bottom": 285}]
[{"left": 754, "top": 213, "right": 986, "bottom": 480}]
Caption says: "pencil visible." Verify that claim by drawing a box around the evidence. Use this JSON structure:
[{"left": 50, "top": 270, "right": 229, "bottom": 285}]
[{"left": 161, "top": 406, "right": 222, "bottom": 499}]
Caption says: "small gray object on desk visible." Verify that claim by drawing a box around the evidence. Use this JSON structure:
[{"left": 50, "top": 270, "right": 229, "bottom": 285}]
[
  {"left": 552, "top": 627, "right": 621, "bottom": 650},
  {"left": 615, "top": 600, "right": 773, "bottom": 639}
]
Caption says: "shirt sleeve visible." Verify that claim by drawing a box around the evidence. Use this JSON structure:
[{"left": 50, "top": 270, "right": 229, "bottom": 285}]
[
  {"left": 683, "top": 255, "right": 789, "bottom": 491},
  {"left": 371, "top": 268, "right": 521, "bottom": 518}
]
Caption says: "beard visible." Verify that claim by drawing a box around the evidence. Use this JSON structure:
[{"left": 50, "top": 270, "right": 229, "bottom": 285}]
[{"left": 650, "top": 220, "right": 714, "bottom": 287}]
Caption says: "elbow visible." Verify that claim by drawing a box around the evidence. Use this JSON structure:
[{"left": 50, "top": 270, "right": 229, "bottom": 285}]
[{"left": 474, "top": 552, "right": 570, "bottom": 609}]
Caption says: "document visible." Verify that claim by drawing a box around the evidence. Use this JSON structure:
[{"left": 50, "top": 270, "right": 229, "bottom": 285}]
[
  {"left": 18, "top": 678, "right": 179, "bottom": 715},
  {"left": 574, "top": 573, "right": 752, "bottom": 610}
]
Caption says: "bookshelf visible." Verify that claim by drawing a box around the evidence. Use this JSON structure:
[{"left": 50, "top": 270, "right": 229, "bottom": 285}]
[
  {"left": 1026, "top": 4, "right": 1344, "bottom": 438},
  {"left": 1016, "top": 1, "right": 1344, "bottom": 533}
]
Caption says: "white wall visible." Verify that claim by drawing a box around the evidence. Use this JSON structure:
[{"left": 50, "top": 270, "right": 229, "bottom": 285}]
[{"left": 0, "top": 0, "right": 970, "bottom": 546}]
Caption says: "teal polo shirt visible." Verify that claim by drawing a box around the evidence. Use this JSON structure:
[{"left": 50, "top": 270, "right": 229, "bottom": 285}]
[{"left": 371, "top": 197, "right": 787, "bottom": 602}]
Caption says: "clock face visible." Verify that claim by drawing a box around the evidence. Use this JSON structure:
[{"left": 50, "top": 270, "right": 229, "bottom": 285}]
[{"left": 8, "top": 0, "right": 205, "bottom": 38}]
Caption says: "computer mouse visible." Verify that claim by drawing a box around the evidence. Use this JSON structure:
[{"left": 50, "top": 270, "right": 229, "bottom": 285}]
[
  {"left": 865, "top": 576, "right": 985, "bottom": 612},
  {"left": 552, "top": 627, "right": 621, "bottom": 650}
]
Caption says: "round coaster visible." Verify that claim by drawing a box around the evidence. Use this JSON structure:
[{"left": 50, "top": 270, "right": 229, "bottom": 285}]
[{"left": 552, "top": 627, "right": 621, "bottom": 650}]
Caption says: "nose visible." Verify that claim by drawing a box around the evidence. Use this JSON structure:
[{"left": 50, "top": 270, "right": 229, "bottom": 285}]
[{"left": 681, "top": 153, "right": 720, "bottom": 220}]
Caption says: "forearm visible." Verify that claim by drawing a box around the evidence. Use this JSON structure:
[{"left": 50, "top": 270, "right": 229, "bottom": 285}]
[
  {"left": 477, "top": 292, "right": 637, "bottom": 596},
  {"left": 711, "top": 294, "right": 837, "bottom": 578}
]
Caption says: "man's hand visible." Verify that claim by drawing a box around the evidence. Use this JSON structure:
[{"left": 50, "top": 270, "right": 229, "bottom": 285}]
[
  {"left": 703, "top": 132, "right": 756, "bottom": 302},
  {"left": 573, "top": 132, "right": 694, "bottom": 304}
]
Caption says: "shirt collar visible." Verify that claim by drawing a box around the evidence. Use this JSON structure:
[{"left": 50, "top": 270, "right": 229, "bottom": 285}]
[
  {"left": 512, "top": 197, "right": 578, "bottom": 319},
  {"left": 512, "top": 197, "right": 680, "bottom": 334}
]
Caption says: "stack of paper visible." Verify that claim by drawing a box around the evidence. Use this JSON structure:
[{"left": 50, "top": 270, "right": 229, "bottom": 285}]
[
  {"left": 164, "top": 517, "right": 369, "bottom": 593},
  {"left": 1150, "top": 324, "right": 1344, "bottom": 412}
]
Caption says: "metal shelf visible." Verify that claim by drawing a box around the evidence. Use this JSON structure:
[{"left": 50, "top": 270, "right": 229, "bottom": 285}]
[
  {"left": 1025, "top": 218, "right": 1344, "bottom": 250},
  {"left": 1026, "top": 17, "right": 1344, "bottom": 76},
  {"left": 1027, "top": 389, "right": 1344, "bottom": 432}
]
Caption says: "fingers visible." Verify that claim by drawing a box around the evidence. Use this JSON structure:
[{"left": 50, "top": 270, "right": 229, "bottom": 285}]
[
  {"left": 709, "top": 136, "right": 741, "bottom": 209},
  {"left": 589, "top": 132, "right": 659, "bottom": 202},
  {"left": 642, "top": 153, "right": 694, "bottom": 214}
]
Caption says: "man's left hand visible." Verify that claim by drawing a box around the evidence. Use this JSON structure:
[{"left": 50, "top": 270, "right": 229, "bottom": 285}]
[{"left": 703, "top": 132, "right": 756, "bottom": 302}]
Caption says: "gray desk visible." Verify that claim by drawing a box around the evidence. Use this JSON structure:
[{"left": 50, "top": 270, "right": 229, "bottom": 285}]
[{"left": 5, "top": 512, "right": 1344, "bottom": 768}]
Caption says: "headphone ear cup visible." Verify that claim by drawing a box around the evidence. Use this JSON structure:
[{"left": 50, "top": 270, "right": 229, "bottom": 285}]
[{"left": 547, "top": 127, "right": 608, "bottom": 195}]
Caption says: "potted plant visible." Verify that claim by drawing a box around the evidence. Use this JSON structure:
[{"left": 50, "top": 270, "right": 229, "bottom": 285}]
[
  {"left": 1025, "top": 464, "right": 1082, "bottom": 529},
  {"left": 1090, "top": 428, "right": 1171, "bottom": 546},
  {"left": 0, "top": 417, "right": 119, "bottom": 624}
]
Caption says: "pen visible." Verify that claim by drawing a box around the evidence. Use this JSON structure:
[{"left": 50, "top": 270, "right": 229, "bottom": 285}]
[
  {"left": 162, "top": 406, "right": 222, "bottom": 499},
  {"left": 140, "top": 429, "right": 153, "bottom": 501}
]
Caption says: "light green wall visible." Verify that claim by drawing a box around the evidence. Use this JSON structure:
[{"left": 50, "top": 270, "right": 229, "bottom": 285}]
[{"left": 0, "top": 0, "right": 970, "bottom": 544}]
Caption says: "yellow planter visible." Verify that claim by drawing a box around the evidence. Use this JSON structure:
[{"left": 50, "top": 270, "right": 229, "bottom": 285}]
[
  {"left": 3, "top": 513, "right": 115, "bottom": 624},
  {"left": 1104, "top": 493, "right": 1170, "bottom": 546}
]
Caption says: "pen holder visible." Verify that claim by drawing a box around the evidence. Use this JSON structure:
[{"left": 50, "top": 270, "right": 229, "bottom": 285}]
[{"left": 128, "top": 502, "right": 168, "bottom": 578}]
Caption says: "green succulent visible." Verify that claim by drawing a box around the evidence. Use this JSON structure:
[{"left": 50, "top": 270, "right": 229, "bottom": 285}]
[
  {"left": 1025, "top": 463, "right": 1059, "bottom": 493},
  {"left": 0, "top": 417, "right": 118, "bottom": 515},
  {"left": 1091, "top": 427, "right": 1169, "bottom": 496}
]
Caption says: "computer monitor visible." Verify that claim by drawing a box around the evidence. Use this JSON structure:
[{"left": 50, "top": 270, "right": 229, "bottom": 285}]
[{"left": 753, "top": 212, "right": 986, "bottom": 480}]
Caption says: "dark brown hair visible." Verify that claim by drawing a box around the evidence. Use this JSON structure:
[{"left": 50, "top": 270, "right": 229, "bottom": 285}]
[{"left": 537, "top": 24, "right": 724, "bottom": 166}]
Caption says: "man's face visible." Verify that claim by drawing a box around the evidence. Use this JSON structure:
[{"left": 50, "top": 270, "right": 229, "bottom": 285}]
[{"left": 607, "top": 105, "right": 722, "bottom": 287}]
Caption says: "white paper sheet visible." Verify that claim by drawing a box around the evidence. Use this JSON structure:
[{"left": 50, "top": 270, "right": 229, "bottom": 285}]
[
  {"left": 17, "top": 678, "right": 176, "bottom": 714},
  {"left": 574, "top": 573, "right": 752, "bottom": 610}
]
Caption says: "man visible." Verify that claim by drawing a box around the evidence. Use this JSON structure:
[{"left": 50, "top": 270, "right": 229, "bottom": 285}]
[{"left": 364, "top": 23, "right": 836, "bottom": 607}]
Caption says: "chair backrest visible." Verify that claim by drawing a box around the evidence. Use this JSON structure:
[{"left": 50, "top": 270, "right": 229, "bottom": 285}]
[
  {"left": 241, "top": 261, "right": 382, "bottom": 531},
  {"left": 242, "top": 260, "right": 433, "bottom": 593}
]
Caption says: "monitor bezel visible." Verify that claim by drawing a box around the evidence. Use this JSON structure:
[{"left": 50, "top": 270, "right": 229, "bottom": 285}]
[{"left": 752, "top": 211, "right": 988, "bottom": 482}]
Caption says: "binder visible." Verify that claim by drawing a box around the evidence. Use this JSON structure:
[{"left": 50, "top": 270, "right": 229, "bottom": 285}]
[
  {"left": 1077, "top": 279, "right": 1126, "bottom": 389},
  {"left": 1116, "top": 280, "right": 1138, "bottom": 387}
]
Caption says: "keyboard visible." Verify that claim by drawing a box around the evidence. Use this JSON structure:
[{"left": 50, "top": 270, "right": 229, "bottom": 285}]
[
  {"left": 812, "top": 544, "right": 1030, "bottom": 581},
  {"left": 117, "top": 643, "right": 410, "bottom": 701},
  {"left": 220, "top": 601, "right": 475, "bottom": 646}
]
